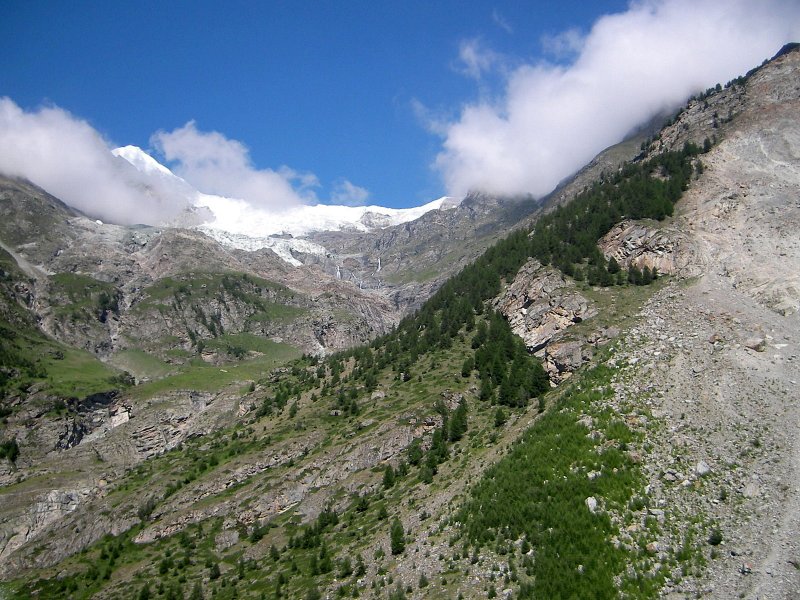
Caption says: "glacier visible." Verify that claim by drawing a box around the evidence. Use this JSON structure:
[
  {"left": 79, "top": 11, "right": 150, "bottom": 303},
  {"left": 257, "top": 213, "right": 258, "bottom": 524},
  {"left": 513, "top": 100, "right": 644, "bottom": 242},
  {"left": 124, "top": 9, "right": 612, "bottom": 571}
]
[{"left": 113, "top": 146, "right": 461, "bottom": 264}]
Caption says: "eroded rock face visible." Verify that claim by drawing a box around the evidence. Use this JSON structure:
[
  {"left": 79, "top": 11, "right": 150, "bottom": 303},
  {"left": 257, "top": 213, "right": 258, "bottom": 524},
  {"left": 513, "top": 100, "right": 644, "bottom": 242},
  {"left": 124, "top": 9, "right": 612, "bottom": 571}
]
[
  {"left": 0, "top": 488, "right": 94, "bottom": 566},
  {"left": 494, "top": 260, "right": 596, "bottom": 353},
  {"left": 542, "top": 340, "right": 593, "bottom": 383},
  {"left": 598, "top": 220, "right": 703, "bottom": 277}
]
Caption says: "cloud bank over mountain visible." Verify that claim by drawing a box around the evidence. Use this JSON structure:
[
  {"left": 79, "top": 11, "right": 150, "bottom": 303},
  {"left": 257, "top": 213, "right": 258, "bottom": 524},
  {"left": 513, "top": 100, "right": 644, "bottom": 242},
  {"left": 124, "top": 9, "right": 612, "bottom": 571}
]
[
  {"left": 435, "top": 0, "right": 800, "bottom": 199},
  {"left": 0, "top": 98, "right": 193, "bottom": 224},
  {"left": 0, "top": 105, "right": 370, "bottom": 225},
  {"left": 150, "top": 121, "right": 320, "bottom": 212}
]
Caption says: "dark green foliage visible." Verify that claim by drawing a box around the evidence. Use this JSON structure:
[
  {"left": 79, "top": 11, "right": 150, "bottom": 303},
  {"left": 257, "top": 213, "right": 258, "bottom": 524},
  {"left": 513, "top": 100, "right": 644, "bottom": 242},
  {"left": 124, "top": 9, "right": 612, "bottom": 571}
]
[
  {"left": 354, "top": 554, "right": 366, "bottom": 577},
  {"left": 189, "top": 581, "right": 204, "bottom": 600},
  {"left": 249, "top": 522, "right": 268, "bottom": 543},
  {"left": 425, "top": 427, "right": 448, "bottom": 472},
  {"left": 137, "top": 497, "right": 157, "bottom": 521},
  {"left": 354, "top": 494, "right": 370, "bottom": 513},
  {"left": 382, "top": 465, "right": 396, "bottom": 489},
  {"left": 390, "top": 518, "right": 405, "bottom": 555},
  {"left": 288, "top": 508, "right": 339, "bottom": 550},
  {"left": 318, "top": 543, "right": 333, "bottom": 573},
  {"left": 338, "top": 556, "right": 353, "bottom": 578},
  {"left": 419, "top": 465, "right": 434, "bottom": 484},
  {"left": 459, "top": 364, "right": 641, "bottom": 599},
  {"left": 473, "top": 312, "right": 549, "bottom": 408},
  {"left": 407, "top": 438, "right": 423, "bottom": 466},
  {"left": 306, "top": 587, "right": 322, "bottom": 600},
  {"left": 448, "top": 399, "right": 468, "bottom": 442},
  {"left": 708, "top": 528, "right": 723, "bottom": 546},
  {"left": 461, "top": 356, "right": 474, "bottom": 377},
  {"left": 387, "top": 585, "right": 406, "bottom": 600},
  {"left": 530, "top": 143, "right": 706, "bottom": 283},
  {"left": 0, "top": 438, "right": 19, "bottom": 462},
  {"left": 628, "top": 265, "right": 642, "bottom": 285}
]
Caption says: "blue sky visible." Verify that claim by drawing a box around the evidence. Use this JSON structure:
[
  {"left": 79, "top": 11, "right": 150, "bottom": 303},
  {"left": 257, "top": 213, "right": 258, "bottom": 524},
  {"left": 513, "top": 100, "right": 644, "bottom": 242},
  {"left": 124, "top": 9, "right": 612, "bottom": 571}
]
[{"left": 1, "top": 1, "right": 798, "bottom": 218}]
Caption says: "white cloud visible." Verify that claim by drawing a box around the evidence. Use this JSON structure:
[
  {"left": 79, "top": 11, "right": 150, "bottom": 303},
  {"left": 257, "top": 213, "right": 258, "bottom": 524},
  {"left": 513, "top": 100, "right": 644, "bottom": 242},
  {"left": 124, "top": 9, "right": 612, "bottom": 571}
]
[
  {"left": 151, "top": 121, "right": 318, "bottom": 211},
  {"left": 0, "top": 103, "right": 360, "bottom": 226},
  {"left": 435, "top": 0, "right": 800, "bottom": 199},
  {"left": 541, "top": 28, "right": 585, "bottom": 60},
  {"left": 0, "top": 98, "right": 191, "bottom": 225},
  {"left": 492, "top": 9, "right": 514, "bottom": 35},
  {"left": 456, "top": 38, "right": 503, "bottom": 80},
  {"left": 330, "top": 179, "right": 370, "bottom": 206}
]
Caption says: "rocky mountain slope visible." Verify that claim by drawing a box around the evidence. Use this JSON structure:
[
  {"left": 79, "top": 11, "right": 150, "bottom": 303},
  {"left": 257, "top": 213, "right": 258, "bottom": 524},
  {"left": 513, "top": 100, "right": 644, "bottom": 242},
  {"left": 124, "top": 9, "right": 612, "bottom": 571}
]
[
  {"left": 493, "top": 43, "right": 800, "bottom": 598},
  {"left": 0, "top": 45, "right": 798, "bottom": 600}
]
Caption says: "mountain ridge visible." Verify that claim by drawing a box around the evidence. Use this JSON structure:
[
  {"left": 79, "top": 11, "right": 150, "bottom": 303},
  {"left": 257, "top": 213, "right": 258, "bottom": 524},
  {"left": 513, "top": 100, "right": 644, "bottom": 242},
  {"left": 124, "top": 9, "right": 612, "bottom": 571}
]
[{"left": 0, "top": 45, "right": 798, "bottom": 599}]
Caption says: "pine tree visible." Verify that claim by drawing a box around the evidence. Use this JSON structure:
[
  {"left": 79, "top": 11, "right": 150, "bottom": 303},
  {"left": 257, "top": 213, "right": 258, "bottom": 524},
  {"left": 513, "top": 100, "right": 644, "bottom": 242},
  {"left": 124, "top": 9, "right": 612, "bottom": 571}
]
[
  {"left": 309, "top": 553, "right": 319, "bottom": 576},
  {"left": 382, "top": 465, "right": 396, "bottom": 489},
  {"left": 318, "top": 544, "right": 333, "bottom": 573},
  {"left": 448, "top": 399, "right": 468, "bottom": 442},
  {"left": 407, "top": 438, "right": 423, "bottom": 466},
  {"left": 390, "top": 518, "right": 405, "bottom": 555},
  {"left": 189, "top": 582, "right": 204, "bottom": 600},
  {"left": 419, "top": 465, "right": 433, "bottom": 484},
  {"left": 479, "top": 376, "right": 494, "bottom": 402},
  {"left": 461, "top": 356, "right": 474, "bottom": 378}
]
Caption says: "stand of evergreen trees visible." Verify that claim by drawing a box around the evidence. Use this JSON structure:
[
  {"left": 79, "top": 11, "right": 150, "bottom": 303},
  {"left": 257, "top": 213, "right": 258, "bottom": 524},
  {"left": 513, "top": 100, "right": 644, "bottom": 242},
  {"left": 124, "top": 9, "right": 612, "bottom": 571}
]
[
  {"left": 530, "top": 142, "right": 705, "bottom": 281},
  {"left": 324, "top": 141, "right": 709, "bottom": 418}
]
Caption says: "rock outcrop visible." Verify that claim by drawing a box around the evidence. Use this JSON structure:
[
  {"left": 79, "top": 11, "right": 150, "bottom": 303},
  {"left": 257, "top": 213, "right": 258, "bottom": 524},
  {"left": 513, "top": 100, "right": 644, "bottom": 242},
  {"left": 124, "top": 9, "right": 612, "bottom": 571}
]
[
  {"left": 598, "top": 220, "right": 703, "bottom": 277},
  {"left": 494, "top": 259, "right": 596, "bottom": 354}
]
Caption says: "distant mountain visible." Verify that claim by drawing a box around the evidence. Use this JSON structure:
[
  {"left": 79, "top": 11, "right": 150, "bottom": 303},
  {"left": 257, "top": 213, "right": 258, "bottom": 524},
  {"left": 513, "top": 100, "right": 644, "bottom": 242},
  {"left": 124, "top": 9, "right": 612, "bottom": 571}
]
[
  {"left": 112, "top": 145, "right": 462, "bottom": 261},
  {"left": 108, "top": 146, "right": 541, "bottom": 308}
]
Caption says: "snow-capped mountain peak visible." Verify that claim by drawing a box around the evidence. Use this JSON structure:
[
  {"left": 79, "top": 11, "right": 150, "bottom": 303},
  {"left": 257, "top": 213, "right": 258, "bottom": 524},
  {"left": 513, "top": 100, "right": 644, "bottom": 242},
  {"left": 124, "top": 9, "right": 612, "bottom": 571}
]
[
  {"left": 112, "top": 145, "right": 462, "bottom": 264},
  {"left": 112, "top": 145, "right": 174, "bottom": 177}
]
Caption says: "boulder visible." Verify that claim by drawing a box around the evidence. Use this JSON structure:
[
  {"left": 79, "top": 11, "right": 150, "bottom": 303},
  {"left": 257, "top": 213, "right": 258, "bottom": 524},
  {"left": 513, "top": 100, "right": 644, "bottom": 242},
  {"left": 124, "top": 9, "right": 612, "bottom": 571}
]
[{"left": 743, "top": 336, "right": 766, "bottom": 352}]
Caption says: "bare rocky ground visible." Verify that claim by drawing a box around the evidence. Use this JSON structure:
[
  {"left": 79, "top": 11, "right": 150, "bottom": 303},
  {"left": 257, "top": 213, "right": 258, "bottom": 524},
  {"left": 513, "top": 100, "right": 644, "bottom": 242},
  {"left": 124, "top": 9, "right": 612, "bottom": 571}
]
[
  {"left": 611, "top": 51, "right": 800, "bottom": 597},
  {"left": 617, "top": 275, "right": 799, "bottom": 599}
]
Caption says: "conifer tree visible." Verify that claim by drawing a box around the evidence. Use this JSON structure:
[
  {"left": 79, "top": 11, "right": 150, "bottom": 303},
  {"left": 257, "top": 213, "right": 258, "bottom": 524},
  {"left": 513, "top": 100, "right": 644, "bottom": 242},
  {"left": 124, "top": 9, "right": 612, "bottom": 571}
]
[
  {"left": 407, "top": 438, "right": 423, "bottom": 466},
  {"left": 448, "top": 399, "right": 468, "bottom": 442},
  {"left": 390, "top": 518, "right": 405, "bottom": 555},
  {"left": 382, "top": 465, "right": 396, "bottom": 489}
]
